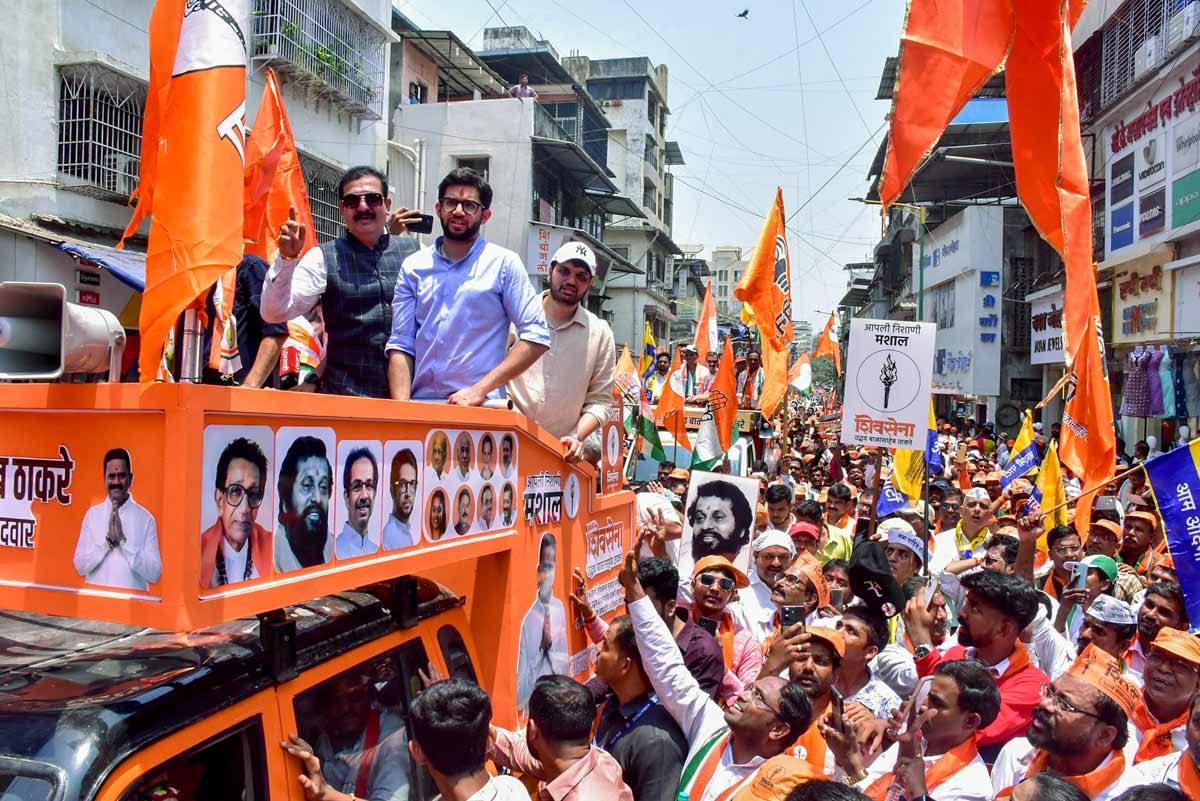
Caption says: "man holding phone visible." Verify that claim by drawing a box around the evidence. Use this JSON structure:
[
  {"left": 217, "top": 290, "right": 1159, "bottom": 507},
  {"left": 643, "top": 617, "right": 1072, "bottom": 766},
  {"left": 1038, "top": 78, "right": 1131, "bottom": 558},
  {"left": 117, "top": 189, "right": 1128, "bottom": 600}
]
[
  {"left": 685, "top": 556, "right": 762, "bottom": 707},
  {"left": 263, "top": 165, "right": 423, "bottom": 397}
]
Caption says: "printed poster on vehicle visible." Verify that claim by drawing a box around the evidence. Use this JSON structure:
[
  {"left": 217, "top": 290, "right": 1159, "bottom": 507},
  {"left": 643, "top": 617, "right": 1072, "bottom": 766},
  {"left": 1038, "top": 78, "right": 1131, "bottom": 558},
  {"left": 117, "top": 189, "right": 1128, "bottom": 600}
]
[{"left": 840, "top": 318, "right": 936, "bottom": 451}]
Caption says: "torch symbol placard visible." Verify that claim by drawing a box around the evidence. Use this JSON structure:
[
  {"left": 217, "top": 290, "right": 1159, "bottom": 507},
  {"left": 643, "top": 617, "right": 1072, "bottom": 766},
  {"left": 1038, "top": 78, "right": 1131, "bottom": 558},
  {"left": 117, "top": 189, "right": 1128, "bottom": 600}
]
[{"left": 880, "top": 354, "right": 898, "bottom": 409}]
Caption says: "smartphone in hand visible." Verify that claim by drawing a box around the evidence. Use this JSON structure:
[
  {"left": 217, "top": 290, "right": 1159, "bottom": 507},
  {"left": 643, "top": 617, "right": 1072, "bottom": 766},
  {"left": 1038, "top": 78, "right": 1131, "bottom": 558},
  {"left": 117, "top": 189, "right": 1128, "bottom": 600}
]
[
  {"left": 697, "top": 617, "right": 719, "bottom": 636},
  {"left": 780, "top": 605, "right": 805, "bottom": 628}
]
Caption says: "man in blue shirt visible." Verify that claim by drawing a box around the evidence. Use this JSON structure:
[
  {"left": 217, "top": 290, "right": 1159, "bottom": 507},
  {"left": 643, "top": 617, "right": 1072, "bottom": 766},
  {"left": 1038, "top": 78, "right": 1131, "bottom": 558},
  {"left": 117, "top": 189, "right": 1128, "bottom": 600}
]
[{"left": 386, "top": 168, "right": 550, "bottom": 404}]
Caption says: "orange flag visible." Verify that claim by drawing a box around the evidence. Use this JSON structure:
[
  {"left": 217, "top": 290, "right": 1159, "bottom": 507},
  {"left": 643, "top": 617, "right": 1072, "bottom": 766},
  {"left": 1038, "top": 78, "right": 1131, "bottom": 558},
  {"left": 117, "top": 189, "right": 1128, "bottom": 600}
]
[
  {"left": 876, "top": 0, "right": 1014, "bottom": 211},
  {"left": 1008, "top": 0, "right": 1114, "bottom": 536},
  {"left": 693, "top": 282, "right": 718, "bottom": 359},
  {"left": 736, "top": 189, "right": 794, "bottom": 417},
  {"left": 120, "top": 1, "right": 248, "bottom": 383},
  {"left": 812, "top": 313, "right": 842, "bottom": 375},
  {"left": 654, "top": 348, "right": 692, "bottom": 451},
  {"left": 244, "top": 69, "right": 317, "bottom": 263}
]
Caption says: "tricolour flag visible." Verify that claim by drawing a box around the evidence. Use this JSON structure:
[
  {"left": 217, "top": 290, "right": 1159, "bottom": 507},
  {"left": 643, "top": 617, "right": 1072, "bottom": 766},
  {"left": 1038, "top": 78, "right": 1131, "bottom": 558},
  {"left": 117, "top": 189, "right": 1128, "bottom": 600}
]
[
  {"left": 812, "top": 312, "right": 842, "bottom": 375},
  {"left": 654, "top": 348, "right": 692, "bottom": 451},
  {"left": 789, "top": 352, "right": 812, "bottom": 397},
  {"left": 878, "top": 0, "right": 1113, "bottom": 539},
  {"left": 735, "top": 188, "right": 794, "bottom": 417},
  {"left": 1002, "top": 410, "right": 1039, "bottom": 488},
  {"left": 120, "top": 0, "right": 250, "bottom": 383},
  {"left": 691, "top": 337, "right": 738, "bottom": 471},
  {"left": 640, "top": 320, "right": 657, "bottom": 376},
  {"left": 1143, "top": 439, "right": 1200, "bottom": 625},
  {"left": 694, "top": 283, "right": 718, "bottom": 359}
]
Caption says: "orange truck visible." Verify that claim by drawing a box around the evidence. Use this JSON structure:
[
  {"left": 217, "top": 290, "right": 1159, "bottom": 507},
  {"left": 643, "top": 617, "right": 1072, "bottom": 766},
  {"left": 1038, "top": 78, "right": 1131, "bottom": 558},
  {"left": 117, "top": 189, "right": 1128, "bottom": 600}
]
[{"left": 0, "top": 382, "right": 634, "bottom": 800}]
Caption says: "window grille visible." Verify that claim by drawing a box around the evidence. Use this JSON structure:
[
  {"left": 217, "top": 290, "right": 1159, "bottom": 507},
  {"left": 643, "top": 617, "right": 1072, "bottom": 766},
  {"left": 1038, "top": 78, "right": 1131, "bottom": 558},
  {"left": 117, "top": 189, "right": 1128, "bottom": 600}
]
[
  {"left": 1100, "top": 0, "right": 1177, "bottom": 109},
  {"left": 298, "top": 152, "right": 344, "bottom": 243},
  {"left": 252, "top": 0, "right": 386, "bottom": 120},
  {"left": 1009, "top": 256, "right": 1035, "bottom": 350},
  {"left": 56, "top": 63, "right": 145, "bottom": 203}
]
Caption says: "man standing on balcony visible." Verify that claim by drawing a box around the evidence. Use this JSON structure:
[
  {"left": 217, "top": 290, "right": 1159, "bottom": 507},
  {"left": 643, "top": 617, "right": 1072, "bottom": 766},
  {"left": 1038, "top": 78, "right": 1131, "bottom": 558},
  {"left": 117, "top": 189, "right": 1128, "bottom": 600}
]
[
  {"left": 262, "top": 166, "right": 423, "bottom": 398},
  {"left": 508, "top": 241, "right": 615, "bottom": 463},
  {"left": 387, "top": 168, "right": 550, "bottom": 405},
  {"left": 508, "top": 72, "right": 538, "bottom": 99}
]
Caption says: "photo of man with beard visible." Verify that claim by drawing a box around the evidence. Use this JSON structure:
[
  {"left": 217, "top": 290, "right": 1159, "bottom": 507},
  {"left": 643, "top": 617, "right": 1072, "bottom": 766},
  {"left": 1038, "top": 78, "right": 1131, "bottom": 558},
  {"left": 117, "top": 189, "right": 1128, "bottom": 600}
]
[
  {"left": 200, "top": 436, "right": 273, "bottom": 588},
  {"left": 335, "top": 445, "right": 380, "bottom": 560},
  {"left": 427, "top": 489, "right": 448, "bottom": 541},
  {"left": 453, "top": 486, "right": 473, "bottom": 536},
  {"left": 274, "top": 434, "right": 334, "bottom": 572},
  {"left": 681, "top": 475, "right": 756, "bottom": 578},
  {"left": 383, "top": 446, "right": 419, "bottom": 550}
]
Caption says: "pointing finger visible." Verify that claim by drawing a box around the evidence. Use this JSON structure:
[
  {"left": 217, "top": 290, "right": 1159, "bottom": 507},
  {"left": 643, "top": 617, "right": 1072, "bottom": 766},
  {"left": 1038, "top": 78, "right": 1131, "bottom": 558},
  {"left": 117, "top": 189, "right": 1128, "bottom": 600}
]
[{"left": 288, "top": 206, "right": 297, "bottom": 221}]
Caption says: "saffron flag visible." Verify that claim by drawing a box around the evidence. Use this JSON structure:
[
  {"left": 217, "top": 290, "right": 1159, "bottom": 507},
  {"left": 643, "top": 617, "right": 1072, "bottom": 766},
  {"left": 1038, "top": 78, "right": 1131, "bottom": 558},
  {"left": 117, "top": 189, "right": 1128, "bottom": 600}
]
[
  {"left": 615, "top": 345, "right": 643, "bottom": 434},
  {"left": 878, "top": 0, "right": 1113, "bottom": 537},
  {"left": 692, "top": 337, "right": 738, "bottom": 471},
  {"left": 1008, "top": 0, "right": 1115, "bottom": 539},
  {"left": 640, "top": 320, "right": 657, "bottom": 376},
  {"left": 1143, "top": 439, "right": 1200, "bottom": 626},
  {"left": 654, "top": 349, "right": 692, "bottom": 451},
  {"left": 1002, "top": 410, "right": 1039, "bottom": 488},
  {"left": 735, "top": 189, "right": 794, "bottom": 417},
  {"left": 1032, "top": 438, "right": 1068, "bottom": 547},
  {"left": 812, "top": 312, "right": 842, "bottom": 375},
  {"left": 694, "top": 283, "right": 718, "bottom": 359},
  {"left": 120, "top": 0, "right": 250, "bottom": 383},
  {"left": 789, "top": 352, "right": 812, "bottom": 397}
]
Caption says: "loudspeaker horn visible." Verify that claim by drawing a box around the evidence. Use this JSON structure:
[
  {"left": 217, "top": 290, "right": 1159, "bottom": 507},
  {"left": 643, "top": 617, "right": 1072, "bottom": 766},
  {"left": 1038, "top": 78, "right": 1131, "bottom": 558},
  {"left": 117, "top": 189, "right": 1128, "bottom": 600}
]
[{"left": 0, "top": 282, "right": 126, "bottom": 380}]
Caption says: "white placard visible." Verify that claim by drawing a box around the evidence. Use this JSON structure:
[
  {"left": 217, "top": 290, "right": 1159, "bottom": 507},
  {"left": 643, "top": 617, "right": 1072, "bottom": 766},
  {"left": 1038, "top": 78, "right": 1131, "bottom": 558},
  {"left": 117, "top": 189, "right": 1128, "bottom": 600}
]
[
  {"left": 840, "top": 318, "right": 936, "bottom": 450},
  {"left": 1030, "top": 295, "right": 1066, "bottom": 366}
]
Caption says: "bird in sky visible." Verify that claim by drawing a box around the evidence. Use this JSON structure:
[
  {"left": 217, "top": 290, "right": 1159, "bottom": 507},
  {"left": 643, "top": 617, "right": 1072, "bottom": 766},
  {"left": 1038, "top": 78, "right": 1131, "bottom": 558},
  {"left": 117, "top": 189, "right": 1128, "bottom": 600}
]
[{"left": 737, "top": 8, "right": 749, "bottom": 18}]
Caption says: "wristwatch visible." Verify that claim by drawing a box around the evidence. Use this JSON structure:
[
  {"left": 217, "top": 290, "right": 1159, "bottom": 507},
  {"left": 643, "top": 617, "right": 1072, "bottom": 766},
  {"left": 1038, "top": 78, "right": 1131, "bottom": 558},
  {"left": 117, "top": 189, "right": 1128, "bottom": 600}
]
[{"left": 913, "top": 644, "right": 934, "bottom": 659}]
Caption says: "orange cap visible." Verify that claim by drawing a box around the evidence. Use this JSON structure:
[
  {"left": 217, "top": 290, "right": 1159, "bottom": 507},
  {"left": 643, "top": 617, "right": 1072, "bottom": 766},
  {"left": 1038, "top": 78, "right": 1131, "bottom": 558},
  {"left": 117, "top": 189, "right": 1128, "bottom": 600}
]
[
  {"left": 1089, "top": 519, "right": 1124, "bottom": 542},
  {"left": 1126, "top": 510, "right": 1160, "bottom": 530},
  {"left": 1067, "top": 644, "right": 1139, "bottom": 719},
  {"left": 693, "top": 555, "right": 751, "bottom": 588},
  {"left": 730, "top": 755, "right": 825, "bottom": 801},
  {"left": 795, "top": 551, "right": 830, "bottom": 608},
  {"left": 807, "top": 625, "right": 846, "bottom": 658},
  {"left": 1151, "top": 627, "right": 1200, "bottom": 668}
]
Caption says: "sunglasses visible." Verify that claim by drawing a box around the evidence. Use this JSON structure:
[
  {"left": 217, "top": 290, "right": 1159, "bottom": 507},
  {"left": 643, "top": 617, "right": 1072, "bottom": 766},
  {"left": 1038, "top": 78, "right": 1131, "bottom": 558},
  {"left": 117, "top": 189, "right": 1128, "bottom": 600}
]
[
  {"left": 697, "top": 573, "right": 735, "bottom": 592},
  {"left": 340, "top": 192, "right": 385, "bottom": 209}
]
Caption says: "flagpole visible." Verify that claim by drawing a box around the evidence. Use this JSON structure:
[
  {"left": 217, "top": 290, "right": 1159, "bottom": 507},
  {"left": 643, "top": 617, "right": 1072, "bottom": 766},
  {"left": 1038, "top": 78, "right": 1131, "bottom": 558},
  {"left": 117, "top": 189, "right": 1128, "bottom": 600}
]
[
  {"left": 868, "top": 448, "right": 884, "bottom": 537},
  {"left": 1032, "top": 461, "right": 1144, "bottom": 519},
  {"left": 921, "top": 454, "right": 930, "bottom": 575}
]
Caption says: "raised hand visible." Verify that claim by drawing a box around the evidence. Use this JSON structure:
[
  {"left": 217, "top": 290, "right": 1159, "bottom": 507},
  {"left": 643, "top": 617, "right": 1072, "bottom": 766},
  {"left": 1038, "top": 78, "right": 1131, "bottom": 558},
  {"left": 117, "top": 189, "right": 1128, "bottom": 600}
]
[{"left": 278, "top": 207, "right": 306, "bottom": 260}]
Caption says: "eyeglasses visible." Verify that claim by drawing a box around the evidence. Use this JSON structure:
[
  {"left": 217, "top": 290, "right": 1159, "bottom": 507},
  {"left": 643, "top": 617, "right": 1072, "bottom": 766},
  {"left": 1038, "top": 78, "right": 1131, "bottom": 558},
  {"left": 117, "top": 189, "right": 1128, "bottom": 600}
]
[
  {"left": 348, "top": 479, "right": 377, "bottom": 494},
  {"left": 1052, "top": 544, "right": 1083, "bottom": 556},
  {"left": 942, "top": 503, "right": 961, "bottom": 512},
  {"left": 697, "top": 573, "right": 735, "bottom": 592},
  {"left": 1146, "top": 651, "right": 1200, "bottom": 676},
  {"left": 440, "top": 197, "right": 483, "bottom": 215},
  {"left": 222, "top": 483, "right": 264, "bottom": 508},
  {"left": 392, "top": 479, "right": 419, "bottom": 492},
  {"left": 750, "top": 684, "right": 781, "bottom": 716},
  {"left": 340, "top": 192, "right": 385, "bottom": 209},
  {"left": 1039, "top": 684, "right": 1103, "bottom": 719},
  {"left": 775, "top": 573, "right": 805, "bottom": 588}
]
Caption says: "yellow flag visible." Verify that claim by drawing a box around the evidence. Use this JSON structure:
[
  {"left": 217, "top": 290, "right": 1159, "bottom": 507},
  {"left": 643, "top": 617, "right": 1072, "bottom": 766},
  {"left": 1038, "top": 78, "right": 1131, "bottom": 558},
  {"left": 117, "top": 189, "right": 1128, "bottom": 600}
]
[{"left": 1036, "top": 438, "right": 1067, "bottom": 549}]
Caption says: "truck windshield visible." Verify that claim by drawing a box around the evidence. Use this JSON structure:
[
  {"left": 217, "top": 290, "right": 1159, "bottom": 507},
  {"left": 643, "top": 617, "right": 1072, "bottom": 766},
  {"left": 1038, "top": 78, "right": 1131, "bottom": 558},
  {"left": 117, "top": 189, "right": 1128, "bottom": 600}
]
[{"left": 0, "top": 773, "right": 55, "bottom": 801}]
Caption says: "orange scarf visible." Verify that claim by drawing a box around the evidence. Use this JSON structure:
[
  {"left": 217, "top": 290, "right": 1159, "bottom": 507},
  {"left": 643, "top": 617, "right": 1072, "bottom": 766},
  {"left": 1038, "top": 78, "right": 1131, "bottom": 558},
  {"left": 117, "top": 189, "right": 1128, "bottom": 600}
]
[
  {"left": 1042, "top": 570, "right": 1066, "bottom": 600},
  {"left": 1179, "top": 752, "right": 1200, "bottom": 801},
  {"left": 1131, "top": 697, "right": 1188, "bottom": 763},
  {"left": 993, "top": 641, "right": 1032, "bottom": 680},
  {"left": 796, "top": 715, "right": 828, "bottom": 774},
  {"left": 1007, "top": 749, "right": 1126, "bottom": 800},
  {"left": 865, "top": 736, "right": 978, "bottom": 801}
]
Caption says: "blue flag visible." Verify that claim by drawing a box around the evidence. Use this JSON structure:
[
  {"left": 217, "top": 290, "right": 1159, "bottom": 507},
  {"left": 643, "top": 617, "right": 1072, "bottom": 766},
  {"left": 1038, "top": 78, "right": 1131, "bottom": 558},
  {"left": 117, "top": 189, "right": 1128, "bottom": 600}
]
[
  {"left": 1002, "top": 410, "right": 1039, "bottom": 489},
  {"left": 876, "top": 476, "right": 910, "bottom": 518},
  {"left": 1144, "top": 439, "right": 1200, "bottom": 628}
]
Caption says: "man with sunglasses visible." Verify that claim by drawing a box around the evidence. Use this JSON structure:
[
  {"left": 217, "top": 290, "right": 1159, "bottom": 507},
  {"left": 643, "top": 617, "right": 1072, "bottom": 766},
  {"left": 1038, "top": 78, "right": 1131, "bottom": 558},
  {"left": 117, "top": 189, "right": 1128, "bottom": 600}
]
[
  {"left": 200, "top": 437, "right": 272, "bottom": 587},
  {"left": 263, "top": 165, "right": 423, "bottom": 398},
  {"left": 684, "top": 556, "right": 762, "bottom": 707},
  {"left": 387, "top": 168, "right": 550, "bottom": 405}
]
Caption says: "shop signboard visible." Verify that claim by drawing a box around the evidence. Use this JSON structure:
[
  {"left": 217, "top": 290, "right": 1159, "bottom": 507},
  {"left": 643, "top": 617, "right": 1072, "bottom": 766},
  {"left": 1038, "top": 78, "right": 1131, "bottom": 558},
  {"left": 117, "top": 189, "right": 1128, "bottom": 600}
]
[
  {"left": 1030, "top": 293, "right": 1066, "bottom": 365},
  {"left": 1175, "top": 262, "right": 1200, "bottom": 339},
  {"left": 1174, "top": 168, "right": 1200, "bottom": 229},
  {"left": 1110, "top": 152, "right": 1136, "bottom": 206},
  {"left": 1113, "top": 259, "right": 1174, "bottom": 344},
  {"left": 1111, "top": 203, "right": 1135, "bottom": 251},
  {"left": 1139, "top": 133, "right": 1167, "bottom": 189},
  {"left": 1140, "top": 187, "right": 1168, "bottom": 237},
  {"left": 841, "top": 318, "right": 936, "bottom": 451},
  {"left": 1174, "top": 110, "right": 1200, "bottom": 176}
]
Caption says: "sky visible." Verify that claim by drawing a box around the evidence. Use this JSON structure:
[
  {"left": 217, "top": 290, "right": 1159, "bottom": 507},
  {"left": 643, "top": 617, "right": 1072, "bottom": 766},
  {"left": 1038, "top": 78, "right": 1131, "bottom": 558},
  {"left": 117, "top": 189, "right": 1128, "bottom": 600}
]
[{"left": 393, "top": 0, "right": 907, "bottom": 333}]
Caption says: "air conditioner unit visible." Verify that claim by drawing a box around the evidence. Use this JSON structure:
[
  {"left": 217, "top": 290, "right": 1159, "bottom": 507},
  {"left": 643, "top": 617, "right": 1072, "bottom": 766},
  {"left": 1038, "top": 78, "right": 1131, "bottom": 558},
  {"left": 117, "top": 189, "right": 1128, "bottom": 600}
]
[
  {"left": 1169, "top": 2, "right": 1200, "bottom": 51},
  {"left": 1135, "top": 35, "right": 1160, "bottom": 77}
]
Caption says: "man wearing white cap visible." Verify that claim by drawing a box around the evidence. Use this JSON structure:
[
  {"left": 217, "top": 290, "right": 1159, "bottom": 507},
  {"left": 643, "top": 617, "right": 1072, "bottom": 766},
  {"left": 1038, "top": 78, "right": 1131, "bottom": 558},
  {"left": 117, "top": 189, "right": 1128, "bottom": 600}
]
[
  {"left": 880, "top": 518, "right": 924, "bottom": 586},
  {"left": 508, "top": 241, "right": 616, "bottom": 463},
  {"left": 928, "top": 486, "right": 993, "bottom": 617},
  {"left": 730, "top": 530, "right": 797, "bottom": 643},
  {"left": 1034, "top": 590, "right": 1141, "bottom": 683},
  {"left": 679, "top": 344, "right": 711, "bottom": 403}
]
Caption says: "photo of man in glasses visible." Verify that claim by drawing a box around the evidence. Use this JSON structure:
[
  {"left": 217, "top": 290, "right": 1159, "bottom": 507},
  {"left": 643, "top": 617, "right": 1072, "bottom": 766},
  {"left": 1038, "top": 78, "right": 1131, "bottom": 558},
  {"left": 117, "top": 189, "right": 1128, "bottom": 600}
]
[
  {"left": 200, "top": 437, "right": 273, "bottom": 588},
  {"left": 262, "top": 165, "right": 423, "bottom": 398}
]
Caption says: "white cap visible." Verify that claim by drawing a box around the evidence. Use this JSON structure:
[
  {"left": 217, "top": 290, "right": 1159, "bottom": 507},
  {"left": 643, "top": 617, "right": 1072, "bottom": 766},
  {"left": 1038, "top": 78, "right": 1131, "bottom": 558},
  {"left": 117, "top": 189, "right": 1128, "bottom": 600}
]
[
  {"left": 551, "top": 241, "right": 596, "bottom": 273},
  {"left": 879, "top": 518, "right": 924, "bottom": 563},
  {"left": 964, "top": 487, "right": 990, "bottom": 502},
  {"left": 1087, "top": 594, "right": 1137, "bottom": 626},
  {"left": 752, "top": 529, "right": 797, "bottom": 558},
  {"left": 1033, "top": 422, "right": 1044, "bottom": 431}
]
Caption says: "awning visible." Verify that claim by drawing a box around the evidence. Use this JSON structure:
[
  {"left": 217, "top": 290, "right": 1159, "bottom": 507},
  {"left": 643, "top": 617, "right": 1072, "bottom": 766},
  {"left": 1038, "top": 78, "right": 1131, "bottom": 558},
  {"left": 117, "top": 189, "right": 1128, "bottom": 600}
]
[
  {"left": 478, "top": 47, "right": 575, "bottom": 85},
  {"left": 398, "top": 30, "right": 510, "bottom": 98},
  {"left": 584, "top": 191, "right": 645, "bottom": 219},
  {"left": 664, "top": 141, "right": 685, "bottom": 166},
  {"left": 532, "top": 137, "right": 619, "bottom": 194},
  {"left": 644, "top": 302, "right": 677, "bottom": 323},
  {"left": 57, "top": 242, "right": 146, "bottom": 291},
  {"left": 839, "top": 278, "right": 872, "bottom": 308}
]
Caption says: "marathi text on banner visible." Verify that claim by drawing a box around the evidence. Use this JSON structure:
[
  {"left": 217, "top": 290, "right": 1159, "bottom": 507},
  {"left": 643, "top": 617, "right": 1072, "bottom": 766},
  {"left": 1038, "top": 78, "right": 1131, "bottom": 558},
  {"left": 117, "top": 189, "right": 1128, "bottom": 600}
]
[{"left": 1144, "top": 440, "right": 1200, "bottom": 625}]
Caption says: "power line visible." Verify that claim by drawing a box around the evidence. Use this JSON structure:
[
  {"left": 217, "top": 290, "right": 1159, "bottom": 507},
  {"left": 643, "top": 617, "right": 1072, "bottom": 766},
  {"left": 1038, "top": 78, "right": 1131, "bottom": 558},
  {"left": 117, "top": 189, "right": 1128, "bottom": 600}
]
[
  {"left": 784, "top": 122, "right": 886, "bottom": 225},
  {"left": 798, "top": 1, "right": 879, "bottom": 147}
]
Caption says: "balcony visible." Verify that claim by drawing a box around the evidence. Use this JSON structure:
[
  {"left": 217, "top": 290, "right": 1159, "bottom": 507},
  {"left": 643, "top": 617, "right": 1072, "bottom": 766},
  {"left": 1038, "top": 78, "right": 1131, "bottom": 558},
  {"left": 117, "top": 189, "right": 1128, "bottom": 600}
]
[
  {"left": 56, "top": 63, "right": 145, "bottom": 203},
  {"left": 252, "top": 0, "right": 387, "bottom": 120},
  {"left": 1100, "top": 0, "right": 1200, "bottom": 110},
  {"left": 534, "top": 103, "right": 573, "bottom": 143}
]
